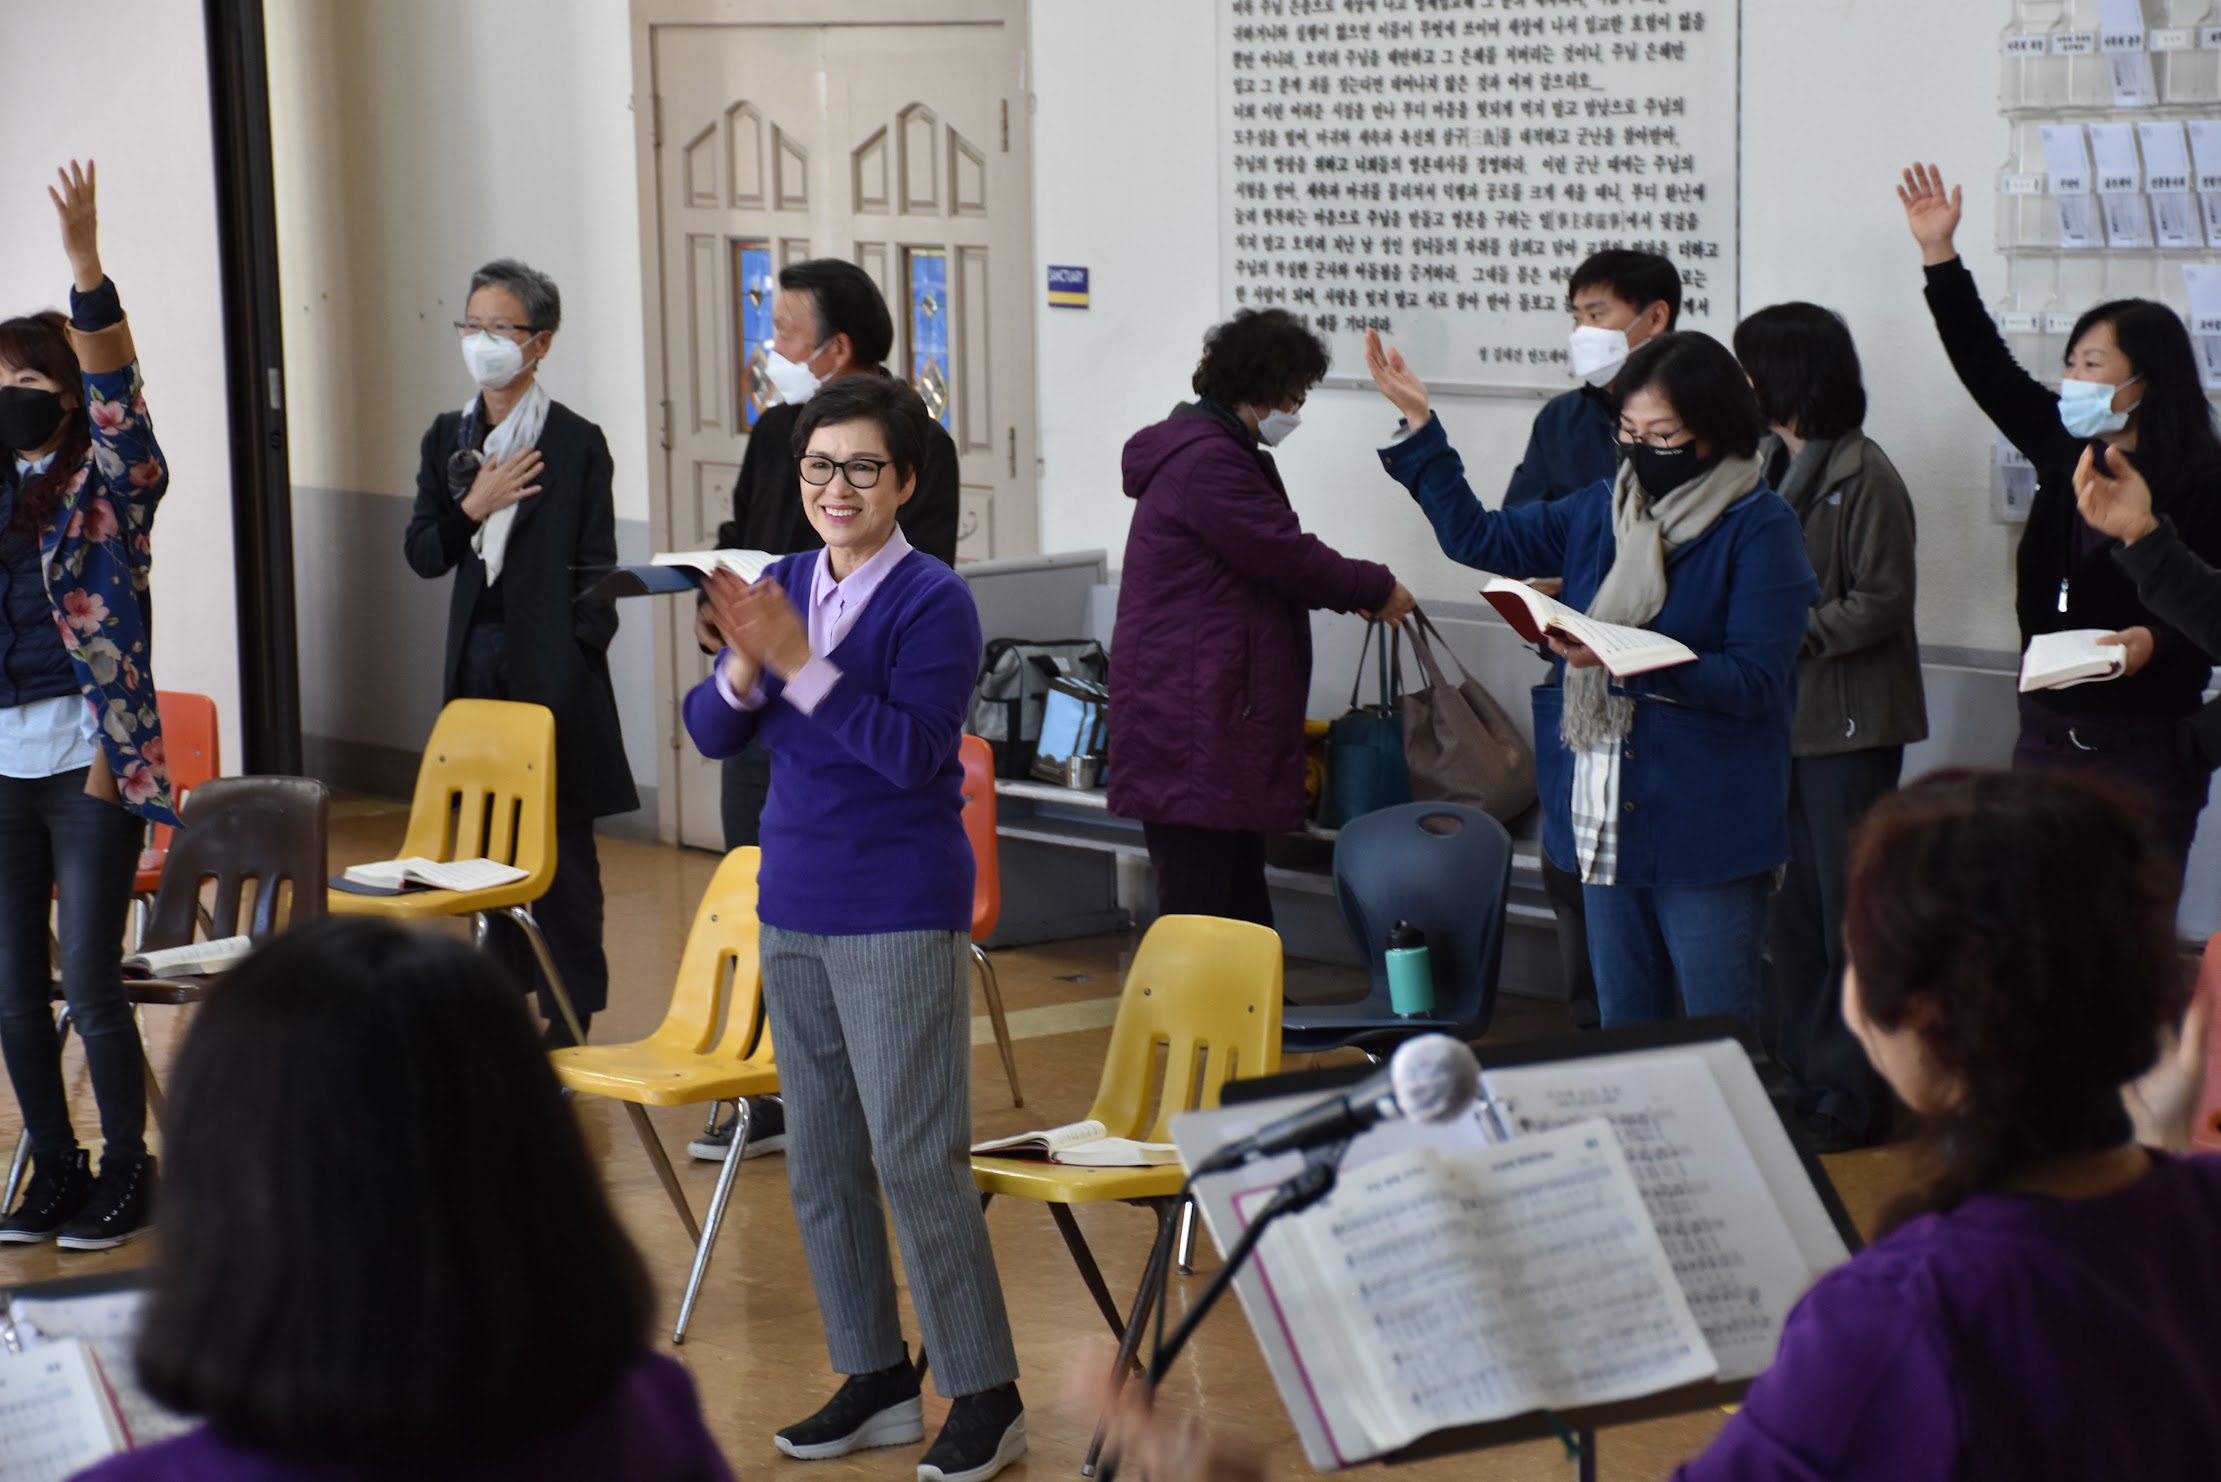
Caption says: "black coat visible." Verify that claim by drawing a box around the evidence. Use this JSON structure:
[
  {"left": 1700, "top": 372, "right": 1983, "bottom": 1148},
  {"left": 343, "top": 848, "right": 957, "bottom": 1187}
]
[
  {"left": 712, "top": 395, "right": 961, "bottom": 563},
  {"left": 405, "top": 400, "right": 640, "bottom": 821}
]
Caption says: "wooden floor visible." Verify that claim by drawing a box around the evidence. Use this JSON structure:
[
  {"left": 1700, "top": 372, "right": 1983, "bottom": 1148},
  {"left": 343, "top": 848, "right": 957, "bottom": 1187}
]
[{"left": 0, "top": 809, "right": 1920, "bottom": 1481}]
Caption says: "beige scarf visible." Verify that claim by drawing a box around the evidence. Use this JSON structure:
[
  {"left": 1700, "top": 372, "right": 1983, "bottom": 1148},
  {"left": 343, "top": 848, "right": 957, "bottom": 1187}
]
[{"left": 1561, "top": 452, "right": 1763, "bottom": 751}]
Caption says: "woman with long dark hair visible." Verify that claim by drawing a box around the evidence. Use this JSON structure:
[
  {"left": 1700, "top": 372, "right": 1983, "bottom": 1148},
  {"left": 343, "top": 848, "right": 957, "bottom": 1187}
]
[
  {"left": 0, "top": 162, "right": 178, "bottom": 1251},
  {"left": 81, "top": 918, "right": 733, "bottom": 1479},
  {"left": 1900, "top": 162, "right": 2221, "bottom": 871}
]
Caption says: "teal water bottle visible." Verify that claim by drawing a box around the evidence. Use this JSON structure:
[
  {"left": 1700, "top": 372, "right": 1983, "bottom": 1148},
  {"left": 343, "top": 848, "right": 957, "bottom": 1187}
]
[{"left": 1385, "top": 920, "right": 1434, "bottom": 1017}]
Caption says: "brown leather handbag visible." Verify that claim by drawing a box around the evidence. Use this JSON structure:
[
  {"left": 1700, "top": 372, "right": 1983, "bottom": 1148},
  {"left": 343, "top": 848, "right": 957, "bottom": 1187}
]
[{"left": 1400, "top": 609, "right": 1537, "bottom": 824}]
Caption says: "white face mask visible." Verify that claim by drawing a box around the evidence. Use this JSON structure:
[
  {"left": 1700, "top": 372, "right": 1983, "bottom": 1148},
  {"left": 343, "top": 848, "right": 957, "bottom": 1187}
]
[
  {"left": 764, "top": 340, "right": 833, "bottom": 406},
  {"left": 1567, "top": 325, "right": 1631, "bottom": 387},
  {"left": 1256, "top": 407, "right": 1303, "bottom": 446},
  {"left": 461, "top": 331, "right": 529, "bottom": 391}
]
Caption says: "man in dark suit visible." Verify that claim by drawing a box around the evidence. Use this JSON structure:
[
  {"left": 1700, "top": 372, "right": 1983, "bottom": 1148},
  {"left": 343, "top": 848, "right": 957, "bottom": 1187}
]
[{"left": 689, "top": 257, "right": 960, "bottom": 1162}]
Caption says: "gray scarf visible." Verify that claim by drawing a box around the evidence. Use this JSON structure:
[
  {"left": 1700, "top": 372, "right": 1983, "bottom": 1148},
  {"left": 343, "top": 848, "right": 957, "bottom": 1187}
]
[{"left": 1561, "top": 452, "right": 1763, "bottom": 751}]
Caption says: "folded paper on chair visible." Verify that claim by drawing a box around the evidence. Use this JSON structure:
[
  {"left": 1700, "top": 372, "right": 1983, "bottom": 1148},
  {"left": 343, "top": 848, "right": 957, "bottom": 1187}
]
[
  {"left": 333, "top": 857, "right": 528, "bottom": 895},
  {"left": 120, "top": 935, "right": 253, "bottom": 980},
  {"left": 971, "top": 1119, "right": 1180, "bottom": 1166},
  {"left": 575, "top": 548, "right": 779, "bottom": 602}
]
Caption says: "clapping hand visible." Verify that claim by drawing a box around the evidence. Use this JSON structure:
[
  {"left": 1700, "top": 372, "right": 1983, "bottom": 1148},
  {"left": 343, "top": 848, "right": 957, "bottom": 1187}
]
[
  {"left": 1896, "top": 162, "right": 1963, "bottom": 267},
  {"left": 2127, "top": 991, "right": 2213, "bottom": 1154},
  {"left": 702, "top": 569, "right": 812, "bottom": 683},
  {"left": 1364, "top": 329, "right": 1431, "bottom": 430},
  {"left": 48, "top": 160, "right": 102, "bottom": 294},
  {"left": 459, "top": 448, "right": 545, "bottom": 523},
  {"left": 2074, "top": 443, "right": 2161, "bottom": 545}
]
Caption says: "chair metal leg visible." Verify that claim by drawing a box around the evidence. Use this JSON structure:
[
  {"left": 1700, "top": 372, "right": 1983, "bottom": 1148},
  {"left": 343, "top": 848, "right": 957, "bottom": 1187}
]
[
  {"left": 2, "top": 1129, "right": 28, "bottom": 1213},
  {"left": 1082, "top": 1200, "right": 1182, "bottom": 1477},
  {"left": 701, "top": 1098, "right": 727, "bottom": 1138},
  {"left": 624, "top": 1101, "right": 700, "bottom": 1244},
  {"left": 504, "top": 905, "right": 588, "bottom": 1047},
  {"left": 1175, "top": 1196, "right": 1198, "bottom": 1276},
  {"left": 971, "top": 942, "right": 1023, "bottom": 1108},
  {"left": 131, "top": 1006, "right": 166, "bottom": 1136},
  {"left": 674, "top": 1098, "right": 752, "bottom": 1344},
  {"left": 1048, "top": 1203, "right": 1133, "bottom": 1340}
]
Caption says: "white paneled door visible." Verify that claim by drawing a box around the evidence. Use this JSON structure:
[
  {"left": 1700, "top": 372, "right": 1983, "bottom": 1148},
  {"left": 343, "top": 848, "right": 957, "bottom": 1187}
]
[{"left": 643, "top": 12, "right": 1035, "bottom": 849}]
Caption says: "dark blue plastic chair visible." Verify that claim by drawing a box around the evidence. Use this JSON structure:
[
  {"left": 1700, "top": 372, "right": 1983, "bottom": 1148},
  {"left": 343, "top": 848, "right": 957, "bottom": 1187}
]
[{"left": 1286, "top": 801, "right": 1511, "bottom": 1057}]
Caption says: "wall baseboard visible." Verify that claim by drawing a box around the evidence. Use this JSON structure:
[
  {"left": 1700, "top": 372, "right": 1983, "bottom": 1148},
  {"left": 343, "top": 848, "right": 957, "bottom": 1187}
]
[{"left": 301, "top": 732, "right": 660, "bottom": 842}]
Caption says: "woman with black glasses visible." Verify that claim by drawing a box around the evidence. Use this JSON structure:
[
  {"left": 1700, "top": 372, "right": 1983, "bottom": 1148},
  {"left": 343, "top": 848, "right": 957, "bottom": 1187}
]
[{"left": 404, "top": 258, "right": 635, "bottom": 1046}]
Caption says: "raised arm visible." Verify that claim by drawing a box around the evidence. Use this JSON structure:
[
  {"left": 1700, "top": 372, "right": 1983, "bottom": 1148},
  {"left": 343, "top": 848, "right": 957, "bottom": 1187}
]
[
  {"left": 49, "top": 162, "right": 166, "bottom": 518},
  {"left": 1900, "top": 162, "right": 2075, "bottom": 466}
]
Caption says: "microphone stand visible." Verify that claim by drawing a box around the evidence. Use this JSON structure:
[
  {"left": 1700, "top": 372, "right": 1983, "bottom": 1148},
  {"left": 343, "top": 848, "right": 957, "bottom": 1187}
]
[{"left": 1096, "top": 1137, "right": 1351, "bottom": 1482}]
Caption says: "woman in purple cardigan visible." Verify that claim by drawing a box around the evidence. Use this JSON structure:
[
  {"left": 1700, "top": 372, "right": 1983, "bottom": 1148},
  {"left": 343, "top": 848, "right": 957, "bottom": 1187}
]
[
  {"left": 682, "top": 375, "right": 1024, "bottom": 1482},
  {"left": 1110, "top": 308, "right": 1413, "bottom": 925},
  {"left": 1077, "top": 768, "right": 2221, "bottom": 1480}
]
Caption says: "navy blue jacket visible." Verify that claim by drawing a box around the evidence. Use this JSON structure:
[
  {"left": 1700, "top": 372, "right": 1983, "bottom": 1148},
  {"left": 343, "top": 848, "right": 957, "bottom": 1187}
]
[
  {"left": 1503, "top": 384, "right": 1618, "bottom": 508},
  {"left": 0, "top": 474, "right": 77, "bottom": 710},
  {"left": 1383, "top": 416, "right": 1817, "bottom": 887}
]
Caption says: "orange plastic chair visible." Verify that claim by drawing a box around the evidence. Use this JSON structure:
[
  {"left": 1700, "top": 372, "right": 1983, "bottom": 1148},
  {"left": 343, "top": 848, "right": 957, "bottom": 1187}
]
[
  {"left": 960, "top": 735, "right": 1023, "bottom": 1106},
  {"left": 2193, "top": 934, "right": 2221, "bottom": 1154},
  {"left": 972, "top": 915, "right": 1282, "bottom": 1473},
  {"left": 552, "top": 848, "right": 779, "bottom": 1343}
]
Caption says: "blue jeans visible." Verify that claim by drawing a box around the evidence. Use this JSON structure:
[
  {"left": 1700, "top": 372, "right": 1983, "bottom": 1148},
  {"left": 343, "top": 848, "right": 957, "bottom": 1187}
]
[{"left": 1583, "top": 872, "right": 1772, "bottom": 1029}]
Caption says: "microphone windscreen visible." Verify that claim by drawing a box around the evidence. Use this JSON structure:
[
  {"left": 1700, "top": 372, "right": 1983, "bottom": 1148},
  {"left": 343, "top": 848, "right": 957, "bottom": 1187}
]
[{"left": 1387, "top": 1034, "right": 1482, "bottom": 1124}]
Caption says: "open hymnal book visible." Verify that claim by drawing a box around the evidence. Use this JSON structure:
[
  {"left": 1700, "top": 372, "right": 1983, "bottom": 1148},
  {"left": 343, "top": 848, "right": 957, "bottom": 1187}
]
[
  {"left": 339, "top": 857, "right": 527, "bottom": 893},
  {"left": 2018, "top": 628, "right": 2128, "bottom": 693},
  {"left": 971, "top": 1119, "right": 1181, "bottom": 1167},
  {"left": 651, "top": 548, "right": 779, "bottom": 584},
  {"left": 1476, "top": 574, "right": 1697, "bottom": 677},
  {"left": 121, "top": 934, "right": 253, "bottom": 980},
  {"left": 0, "top": 1339, "right": 130, "bottom": 1481},
  {"left": 1177, "top": 1036, "right": 1852, "bottom": 1469}
]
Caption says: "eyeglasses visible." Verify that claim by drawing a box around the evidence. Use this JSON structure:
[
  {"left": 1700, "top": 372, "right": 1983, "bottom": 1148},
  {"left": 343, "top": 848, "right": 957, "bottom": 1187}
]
[
  {"left": 453, "top": 320, "right": 540, "bottom": 342},
  {"left": 1616, "top": 427, "right": 1692, "bottom": 450},
  {"left": 799, "top": 455, "right": 891, "bottom": 489}
]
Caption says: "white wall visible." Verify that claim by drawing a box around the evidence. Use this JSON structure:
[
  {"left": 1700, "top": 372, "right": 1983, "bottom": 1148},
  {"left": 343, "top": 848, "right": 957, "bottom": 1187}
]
[
  {"left": 0, "top": 0, "right": 242, "bottom": 753},
  {"left": 1029, "top": 0, "right": 2022, "bottom": 656}
]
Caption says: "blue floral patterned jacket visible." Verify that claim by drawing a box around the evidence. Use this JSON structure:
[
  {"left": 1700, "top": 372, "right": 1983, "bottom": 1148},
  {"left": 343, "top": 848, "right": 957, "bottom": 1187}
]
[{"left": 39, "top": 295, "right": 175, "bottom": 826}]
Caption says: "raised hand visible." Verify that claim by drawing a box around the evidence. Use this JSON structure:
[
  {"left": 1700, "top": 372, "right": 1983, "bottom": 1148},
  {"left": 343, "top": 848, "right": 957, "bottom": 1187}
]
[
  {"left": 48, "top": 160, "right": 101, "bottom": 293},
  {"left": 1896, "top": 162, "right": 1963, "bottom": 267},
  {"left": 1364, "top": 328, "right": 1432, "bottom": 429},
  {"left": 2126, "top": 991, "right": 2213, "bottom": 1154},
  {"left": 2074, "top": 443, "right": 2160, "bottom": 544},
  {"left": 459, "top": 448, "right": 545, "bottom": 523}
]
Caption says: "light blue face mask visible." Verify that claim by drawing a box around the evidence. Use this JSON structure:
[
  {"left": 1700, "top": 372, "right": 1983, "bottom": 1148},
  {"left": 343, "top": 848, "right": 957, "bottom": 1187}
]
[{"left": 2058, "top": 375, "right": 2141, "bottom": 439}]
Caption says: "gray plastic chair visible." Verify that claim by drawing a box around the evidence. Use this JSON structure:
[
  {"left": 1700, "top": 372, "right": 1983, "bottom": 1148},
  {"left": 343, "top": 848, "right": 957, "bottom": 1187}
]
[{"left": 1286, "top": 801, "right": 1511, "bottom": 1057}]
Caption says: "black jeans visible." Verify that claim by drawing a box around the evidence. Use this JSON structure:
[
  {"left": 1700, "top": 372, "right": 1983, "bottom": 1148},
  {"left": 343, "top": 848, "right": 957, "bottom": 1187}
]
[
  {"left": 457, "top": 622, "right": 610, "bottom": 1024},
  {"left": 0, "top": 769, "right": 146, "bottom": 1161},
  {"left": 1540, "top": 857, "right": 1600, "bottom": 1031},
  {"left": 721, "top": 737, "right": 774, "bottom": 851},
  {"left": 1766, "top": 747, "right": 1901, "bottom": 1137},
  {"left": 1141, "top": 822, "right": 1273, "bottom": 927}
]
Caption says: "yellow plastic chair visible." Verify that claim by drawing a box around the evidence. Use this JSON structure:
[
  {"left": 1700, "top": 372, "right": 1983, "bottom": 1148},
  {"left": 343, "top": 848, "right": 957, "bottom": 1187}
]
[
  {"left": 328, "top": 700, "right": 586, "bottom": 1044},
  {"left": 972, "top": 914, "right": 1282, "bottom": 1474},
  {"left": 551, "top": 847, "right": 779, "bottom": 1344}
]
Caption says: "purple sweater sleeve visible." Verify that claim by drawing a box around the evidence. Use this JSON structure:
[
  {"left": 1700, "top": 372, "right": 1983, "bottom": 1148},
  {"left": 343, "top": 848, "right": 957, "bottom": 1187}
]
[
  {"left": 794, "top": 577, "right": 983, "bottom": 789},
  {"left": 682, "top": 667, "right": 768, "bottom": 758}
]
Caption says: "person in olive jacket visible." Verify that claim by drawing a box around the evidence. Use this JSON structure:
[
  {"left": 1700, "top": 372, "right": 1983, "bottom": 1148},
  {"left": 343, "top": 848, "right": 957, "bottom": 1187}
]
[
  {"left": 405, "top": 258, "right": 636, "bottom": 1046},
  {"left": 1109, "top": 309, "right": 1413, "bottom": 926},
  {"left": 1736, "top": 302, "right": 1927, "bottom": 1153}
]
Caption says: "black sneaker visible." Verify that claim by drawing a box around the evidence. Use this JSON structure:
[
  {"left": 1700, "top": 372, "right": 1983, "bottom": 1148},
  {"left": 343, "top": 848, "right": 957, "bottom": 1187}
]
[
  {"left": 918, "top": 1383, "right": 1026, "bottom": 1482},
  {"left": 775, "top": 1357, "right": 924, "bottom": 1460},
  {"left": 688, "top": 1095, "right": 787, "bottom": 1162},
  {"left": 0, "top": 1149, "right": 92, "bottom": 1244},
  {"left": 56, "top": 1152, "right": 156, "bottom": 1251}
]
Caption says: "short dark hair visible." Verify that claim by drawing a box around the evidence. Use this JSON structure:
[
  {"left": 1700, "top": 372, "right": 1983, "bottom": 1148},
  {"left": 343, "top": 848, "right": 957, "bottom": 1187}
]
[
  {"left": 1844, "top": 769, "right": 2184, "bottom": 1233},
  {"left": 1191, "top": 308, "right": 1330, "bottom": 409},
  {"left": 468, "top": 258, "right": 561, "bottom": 334},
  {"left": 1567, "top": 249, "right": 1682, "bottom": 329},
  {"left": 2065, "top": 299, "right": 2221, "bottom": 481},
  {"left": 1613, "top": 331, "right": 1764, "bottom": 460},
  {"left": 135, "top": 919, "right": 653, "bottom": 1463},
  {"left": 1732, "top": 302, "right": 1869, "bottom": 442},
  {"left": 0, "top": 311, "right": 88, "bottom": 536},
  {"left": 791, "top": 371, "right": 935, "bottom": 485},
  {"left": 779, "top": 258, "right": 895, "bottom": 368}
]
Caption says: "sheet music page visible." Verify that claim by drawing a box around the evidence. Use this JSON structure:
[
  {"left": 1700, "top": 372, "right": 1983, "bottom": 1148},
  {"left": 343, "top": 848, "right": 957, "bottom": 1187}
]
[
  {"left": 0, "top": 1338, "right": 127, "bottom": 1481},
  {"left": 1249, "top": 1121, "right": 1715, "bottom": 1459},
  {"left": 1482, "top": 1052, "right": 1824, "bottom": 1380},
  {"left": 10, "top": 1287, "right": 196, "bottom": 1447}
]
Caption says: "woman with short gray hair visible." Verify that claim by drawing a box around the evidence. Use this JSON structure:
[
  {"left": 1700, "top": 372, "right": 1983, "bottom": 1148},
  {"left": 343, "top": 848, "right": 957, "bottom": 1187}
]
[{"left": 404, "top": 257, "right": 636, "bottom": 1044}]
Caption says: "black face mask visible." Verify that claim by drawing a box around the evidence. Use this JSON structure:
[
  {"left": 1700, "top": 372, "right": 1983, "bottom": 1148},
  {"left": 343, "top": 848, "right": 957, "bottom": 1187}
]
[
  {"left": 1617, "top": 437, "right": 1722, "bottom": 501},
  {"left": 0, "top": 387, "right": 66, "bottom": 456}
]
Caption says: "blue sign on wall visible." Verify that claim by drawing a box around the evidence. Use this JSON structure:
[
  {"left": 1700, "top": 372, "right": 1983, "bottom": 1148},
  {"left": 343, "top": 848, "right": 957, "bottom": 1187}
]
[{"left": 1047, "top": 264, "right": 1090, "bottom": 309}]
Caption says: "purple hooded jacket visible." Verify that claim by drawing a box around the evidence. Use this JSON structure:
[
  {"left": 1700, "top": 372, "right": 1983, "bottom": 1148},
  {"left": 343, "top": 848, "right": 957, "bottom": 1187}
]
[{"left": 1108, "top": 404, "right": 1395, "bottom": 834}]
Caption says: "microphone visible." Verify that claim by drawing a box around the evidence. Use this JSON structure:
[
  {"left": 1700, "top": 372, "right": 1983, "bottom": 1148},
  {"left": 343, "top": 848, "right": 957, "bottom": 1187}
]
[{"left": 1194, "top": 1034, "right": 1482, "bottom": 1175}]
